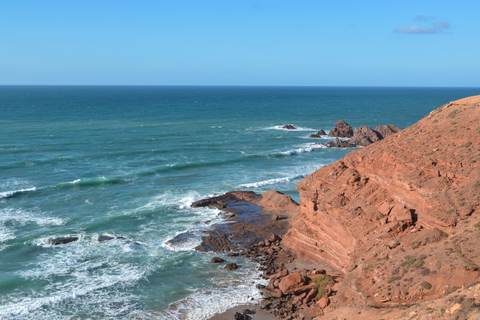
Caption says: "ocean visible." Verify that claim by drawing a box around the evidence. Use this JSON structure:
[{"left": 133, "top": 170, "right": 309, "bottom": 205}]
[{"left": 1, "top": 86, "right": 478, "bottom": 319}]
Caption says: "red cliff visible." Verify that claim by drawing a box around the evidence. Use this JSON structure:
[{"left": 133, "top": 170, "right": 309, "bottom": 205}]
[{"left": 283, "top": 96, "right": 480, "bottom": 317}]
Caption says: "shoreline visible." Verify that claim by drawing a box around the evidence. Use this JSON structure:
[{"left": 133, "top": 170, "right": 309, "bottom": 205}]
[{"left": 190, "top": 191, "right": 336, "bottom": 320}]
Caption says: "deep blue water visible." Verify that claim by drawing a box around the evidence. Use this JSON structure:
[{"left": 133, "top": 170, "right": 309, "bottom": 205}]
[{"left": 0, "top": 86, "right": 478, "bottom": 319}]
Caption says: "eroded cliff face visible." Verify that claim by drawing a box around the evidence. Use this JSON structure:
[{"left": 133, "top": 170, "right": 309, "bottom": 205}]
[{"left": 283, "top": 96, "right": 480, "bottom": 315}]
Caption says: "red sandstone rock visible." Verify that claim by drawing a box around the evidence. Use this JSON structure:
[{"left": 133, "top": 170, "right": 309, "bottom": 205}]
[
  {"left": 318, "top": 296, "right": 330, "bottom": 309},
  {"left": 278, "top": 273, "right": 309, "bottom": 295},
  {"left": 283, "top": 95, "right": 480, "bottom": 316},
  {"left": 257, "top": 190, "right": 299, "bottom": 212}
]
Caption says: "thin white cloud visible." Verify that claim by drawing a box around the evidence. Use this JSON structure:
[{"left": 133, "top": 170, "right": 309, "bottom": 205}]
[
  {"left": 433, "top": 22, "right": 451, "bottom": 30},
  {"left": 395, "top": 25, "right": 437, "bottom": 34},
  {"left": 394, "top": 18, "right": 451, "bottom": 34},
  {"left": 414, "top": 15, "right": 436, "bottom": 22}
]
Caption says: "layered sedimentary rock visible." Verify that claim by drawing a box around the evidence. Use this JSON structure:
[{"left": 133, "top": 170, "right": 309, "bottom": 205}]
[{"left": 283, "top": 96, "right": 480, "bottom": 313}]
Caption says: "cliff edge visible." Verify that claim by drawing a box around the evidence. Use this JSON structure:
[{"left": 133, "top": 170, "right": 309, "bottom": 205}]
[{"left": 283, "top": 95, "right": 480, "bottom": 318}]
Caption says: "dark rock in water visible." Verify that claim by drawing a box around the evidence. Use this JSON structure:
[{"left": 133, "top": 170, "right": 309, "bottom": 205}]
[
  {"left": 211, "top": 257, "right": 225, "bottom": 263},
  {"left": 349, "top": 125, "right": 382, "bottom": 146},
  {"left": 375, "top": 124, "right": 400, "bottom": 139},
  {"left": 50, "top": 237, "right": 78, "bottom": 245},
  {"left": 309, "top": 129, "right": 326, "bottom": 138},
  {"left": 225, "top": 262, "right": 239, "bottom": 270},
  {"left": 324, "top": 138, "right": 357, "bottom": 148},
  {"left": 328, "top": 120, "right": 353, "bottom": 138},
  {"left": 283, "top": 124, "right": 296, "bottom": 130},
  {"left": 226, "top": 252, "right": 239, "bottom": 256},
  {"left": 234, "top": 312, "right": 248, "bottom": 320},
  {"left": 98, "top": 235, "right": 115, "bottom": 242},
  {"left": 191, "top": 191, "right": 260, "bottom": 209}
]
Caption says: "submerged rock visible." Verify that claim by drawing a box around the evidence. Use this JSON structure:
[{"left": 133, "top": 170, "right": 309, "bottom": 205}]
[{"left": 50, "top": 237, "right": 78, "bottom": 245}]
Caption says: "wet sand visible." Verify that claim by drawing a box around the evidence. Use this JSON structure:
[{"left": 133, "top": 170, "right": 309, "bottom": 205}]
[{"left": 208, "top": 304, "right": 278, "bottom": 320}]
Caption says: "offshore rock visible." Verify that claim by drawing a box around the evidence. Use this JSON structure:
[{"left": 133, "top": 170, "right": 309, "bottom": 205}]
[
  {"left": 328, "top": 120, "right": 353, "bottom": 138},
  {"left": 283, "top": 124, "right": 296, "bottom": 130},
  {"left": 348, "top": 125, "right": 383, "bottom": 146},
  {"left": 323, "top": 137, "right": 357, "bottom": 148},
  {"left": 50, "top": 237, "right": 78, "bottom": 245},
  {"left": 375, "top": 124, "right": 399, "bottom": 139},
  {"left": 310, "top": 129, "right": 327, "bottom": 138}
]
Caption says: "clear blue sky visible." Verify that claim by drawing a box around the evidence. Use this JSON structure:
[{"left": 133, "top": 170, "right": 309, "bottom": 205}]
[{"left": 1, "top": 0, "right": 479, "bottom": 86}]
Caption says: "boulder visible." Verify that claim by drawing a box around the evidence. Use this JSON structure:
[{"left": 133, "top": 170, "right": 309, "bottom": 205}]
[
  {"left": 234, "top": 312, "right": 248, "bottom": 320},
  {"left": 283, "top": 124, "right": 296, "bottom": 130},
  {"left": 328, "top": 120, "right": 353, "bottom": 138},
  {"left": 278, "top": 273, "right": 309, "bottom": 295},
  {"left": 211, "top": 257, "right": 225, "bottom": 263},
  {"left": 225, "top": 262, "right": 239, "bottom": 270},
  {"left": 50, "top": 237, "right": 78, "bottom": 245}
]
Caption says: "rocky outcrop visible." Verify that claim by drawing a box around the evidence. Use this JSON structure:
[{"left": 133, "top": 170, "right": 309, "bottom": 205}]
[
  {"left": 283, "top": 124, "right": 296, "bottom": 130},
  {"left": 328, "top": 120, "right": 353, "bottom": 138},
  {"left": 191, "top": 191, "right": 260, "bottom": 209},
  {"left": 348, "top": 125, "right": 383, "bottom": 146},
  {"left": 256, "top": 190, "right": 299, "bottom": 212},
  {"left": 375, "top": 124, "right": 400, "bottom": 139},
  {"left": 283, "top": 96, "right": 480, "bottom": 314},
  {"left": 325, "top": 124, "right": 400, "bottom": 148}
]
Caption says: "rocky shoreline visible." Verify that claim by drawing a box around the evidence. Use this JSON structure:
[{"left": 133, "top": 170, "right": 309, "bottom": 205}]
[{"left": 191, "top": 190, "right": 339, "bottom": 320}]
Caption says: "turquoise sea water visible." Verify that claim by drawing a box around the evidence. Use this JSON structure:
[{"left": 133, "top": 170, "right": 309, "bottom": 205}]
[{"left": 1, "top": 86, "right": 478, "bottom": 319}]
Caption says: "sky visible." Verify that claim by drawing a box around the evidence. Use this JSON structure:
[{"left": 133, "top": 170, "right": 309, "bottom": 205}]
[{"left": 1, "top": 0, "right": 479, "bottom": 87}]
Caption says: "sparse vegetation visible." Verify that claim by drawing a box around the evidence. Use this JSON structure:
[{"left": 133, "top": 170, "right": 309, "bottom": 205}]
[
  {"left": 407, "top": 257, "right": 417, "bottom": 265},
  {"left": 364, "top": 264, "right": 373, "bottom": 270},
  {"left": 311, "top": 275, "right": 334, "bottom": 300},
  {"left": 447, "top": 110, "right": 461, "bottom": 118},
  {"left": 460, "top": 141, "right": 472, "bottom": 148},
  {"left": 450, "top": 121, "right": 457, "bottom": 125},
  {"left": 415, "top": 260, "right": 423, "bottom": 267},
  {"left": 446, "top": 209, "right": 455, "bottom": 215},
  {"left": 474, "top": 222, "right": 480, "bottom": 228},
  {"left": 388, "top": 276, "right": 400, "bottom": 283}
]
